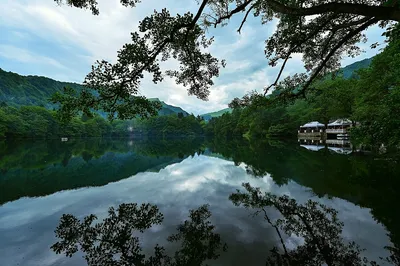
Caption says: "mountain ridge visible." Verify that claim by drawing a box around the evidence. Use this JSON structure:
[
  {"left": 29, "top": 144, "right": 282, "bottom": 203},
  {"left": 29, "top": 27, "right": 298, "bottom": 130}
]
[
  {"left": 0, "top": 69, "right": 190, "bottom": 116},
  {"left": 200, "top": 108, "right": 232, "bottom": 121}
]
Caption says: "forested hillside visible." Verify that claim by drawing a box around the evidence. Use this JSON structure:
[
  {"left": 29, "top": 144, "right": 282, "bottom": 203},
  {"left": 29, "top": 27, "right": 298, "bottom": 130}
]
[
  {"left": 341, "top": 58, "right": 373, "bottom": 79},
  {"left": 0, "top": 70, "right": 206, "bottom": 139},
  {"left": 0, "top": 68, "right": 84, "bottom": 108},
  {"left": 0, "top": 69, "right": 191, "bottom": 117}
]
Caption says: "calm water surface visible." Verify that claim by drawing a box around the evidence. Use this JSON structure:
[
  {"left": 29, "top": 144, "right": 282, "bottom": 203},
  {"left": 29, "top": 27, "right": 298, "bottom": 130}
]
[{"left": 0, "top": 138, "right": 399, "bottom": 265}]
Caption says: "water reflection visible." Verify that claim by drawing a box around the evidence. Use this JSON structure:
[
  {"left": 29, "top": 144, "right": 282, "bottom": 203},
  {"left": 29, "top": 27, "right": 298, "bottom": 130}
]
[
  {"left": 298, "top": 137, "right": 353, "bottom": 154},
  {"left": 0, "top": 138, "right": 399, "bottom": 265},
  {"left": 0, "top": 138, "right": 204, "bottom": 205}
]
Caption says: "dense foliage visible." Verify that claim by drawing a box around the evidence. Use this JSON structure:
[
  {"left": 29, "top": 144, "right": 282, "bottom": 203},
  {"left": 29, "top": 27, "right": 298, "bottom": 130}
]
[
  {"left": 206, "top": 34, "right": 400, "bottom": 147},
  {"left": 52, "top": 0, "right": 399, "bottom": 120},
  {"left": 0, "top": 105, "right": 204, "bottom": 139}
]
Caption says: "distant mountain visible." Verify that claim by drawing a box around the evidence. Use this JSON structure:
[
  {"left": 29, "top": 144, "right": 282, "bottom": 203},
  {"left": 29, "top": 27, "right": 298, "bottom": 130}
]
[
  {"left": 200, "top": 108, "right": 232, "bottom": 121},
  {"left": 148, "top": 98, "right": 189, "bottom": 116},
  {"left": 0, "top": 69, "right": 190, "bottom": 116},
  {"left": 341, "top": 57, "right": 372, "bottom": 79},
  {"left": 0, "top": 68, "right": 84, "bottom": 108}
]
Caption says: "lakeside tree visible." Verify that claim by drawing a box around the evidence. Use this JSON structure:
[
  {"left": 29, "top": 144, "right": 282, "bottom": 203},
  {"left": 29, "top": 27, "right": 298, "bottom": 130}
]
[{"left": 52, "top": 0, "right": 399, "bottom": 120}]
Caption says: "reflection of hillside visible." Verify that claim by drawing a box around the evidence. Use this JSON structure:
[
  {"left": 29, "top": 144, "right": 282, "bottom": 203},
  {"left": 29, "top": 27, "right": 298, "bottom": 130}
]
[
  {"left": 208, "top": 138, "right": 400, "bottom": 247},
  {"left": 0, "top": 138, "right": 204, "bottom": 205}
]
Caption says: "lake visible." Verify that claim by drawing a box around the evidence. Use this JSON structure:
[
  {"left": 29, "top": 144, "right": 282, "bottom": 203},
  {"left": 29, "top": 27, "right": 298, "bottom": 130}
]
[{"left": 0, "top": 138, "right": 399, "bottom": 265}]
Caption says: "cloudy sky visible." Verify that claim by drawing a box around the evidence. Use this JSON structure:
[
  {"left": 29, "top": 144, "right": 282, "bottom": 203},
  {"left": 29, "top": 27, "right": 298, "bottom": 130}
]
[{"left": 0, "top": 0, "right": 386, "bottom": 114}]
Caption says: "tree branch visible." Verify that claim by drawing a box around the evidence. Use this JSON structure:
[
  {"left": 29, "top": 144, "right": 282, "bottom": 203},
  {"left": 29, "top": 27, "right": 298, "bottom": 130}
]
[
  {"left": 264, "top": 54, "right": 291, "bottom": 96},
  {"left": 238, "top": 4, "right": 256, "bottom": 33},
  {"left": 266, "top": 0, "right": 400, "bottom": 21},
  {"left": 213, "top": 0, "right": 254, "bottom": 27},
  {"left": 301, "top": 17, "right": 379, "bottom": 93},
  {"left": 330, "top": 16, "right": 371, "bottom": 31},
  {"left": 191, "top": 0, "right": 209, "bottom": 27},
  {"left": 133, "top": 0, "right": 210, "bottom": 78},
  {"left": 264, "top": 14, "right": 337, "bottom": 95}
]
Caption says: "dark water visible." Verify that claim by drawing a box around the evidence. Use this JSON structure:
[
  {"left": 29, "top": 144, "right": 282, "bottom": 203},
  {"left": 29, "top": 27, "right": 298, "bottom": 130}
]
[{"left": 0, "top": 138, "right": 399, "bottom": 265}]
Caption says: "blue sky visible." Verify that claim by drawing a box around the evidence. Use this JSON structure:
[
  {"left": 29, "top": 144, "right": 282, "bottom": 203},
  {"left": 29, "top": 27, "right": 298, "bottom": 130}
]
[{"left": 0, "top": 0, "right": 386, "bottom": 114}]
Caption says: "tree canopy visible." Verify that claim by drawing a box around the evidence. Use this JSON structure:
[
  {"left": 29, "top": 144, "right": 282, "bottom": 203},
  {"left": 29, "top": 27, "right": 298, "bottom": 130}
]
[{"left": 53, "top": 0, "right": 399, "bottom": 120}]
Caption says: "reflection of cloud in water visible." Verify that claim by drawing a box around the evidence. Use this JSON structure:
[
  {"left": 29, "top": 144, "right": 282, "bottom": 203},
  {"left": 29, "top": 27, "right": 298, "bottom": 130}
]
[{"left": 0, "top": 155, "right": 391, "bottom": 266}]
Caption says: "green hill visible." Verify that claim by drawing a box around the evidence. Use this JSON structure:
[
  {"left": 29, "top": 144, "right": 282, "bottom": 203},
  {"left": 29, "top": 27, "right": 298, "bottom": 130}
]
[
  {"left": 341, "top": 57, "right": 372, "bottom": 79},
  {"left": 0, "top": 68, "right": 84, "bottom": 108},
  {"left": 0, "top": 69, "right": 190, "bottom": 116},
  {"left": 201, "top": 108, "right": 232, "bottom": 121}
]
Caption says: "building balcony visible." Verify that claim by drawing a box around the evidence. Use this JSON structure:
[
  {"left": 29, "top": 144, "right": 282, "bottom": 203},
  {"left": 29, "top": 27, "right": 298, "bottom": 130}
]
[
  {"left": 298, "top": 132, "right": 323, "bottom": 138},
  {"left": 326, "top": 128, "right": 347, "bottom": 134}
]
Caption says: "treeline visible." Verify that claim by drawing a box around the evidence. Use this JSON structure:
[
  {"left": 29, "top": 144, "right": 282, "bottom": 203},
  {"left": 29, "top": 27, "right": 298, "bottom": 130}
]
[
  {"left": 205, "top": 32, "right": 400, "bottom": 147},
  {"left": 132, "top": 113, "right": 205, "bottom": 137},
  {"left": 0, "top": 105, "right": 205, "bottom": 139}
]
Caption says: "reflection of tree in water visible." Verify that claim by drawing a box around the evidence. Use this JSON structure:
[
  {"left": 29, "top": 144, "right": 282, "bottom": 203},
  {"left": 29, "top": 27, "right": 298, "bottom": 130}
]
[
  {"left": 52, "top": 203, "right": 227, "bottom": 266},
  {"left": 230, "top": 183, "right": 400, "bottom": 266},
  {"left": 209, "top": 138, "right": 400, "bottom": 253},
  {"left": 0, "top": 138, "right": 207, "bottom": 205},
  {"left": 52, "top": 184, "right": 398, "bottom": 265}
]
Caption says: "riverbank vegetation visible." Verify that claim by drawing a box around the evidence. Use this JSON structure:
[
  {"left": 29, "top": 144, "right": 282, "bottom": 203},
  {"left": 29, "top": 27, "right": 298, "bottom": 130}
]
[
  {"left": 205, "top": 33, "right": 400, "bottom": 148},
  {"left": 0, "top": 105, "right": 205, "bottom": 139}
]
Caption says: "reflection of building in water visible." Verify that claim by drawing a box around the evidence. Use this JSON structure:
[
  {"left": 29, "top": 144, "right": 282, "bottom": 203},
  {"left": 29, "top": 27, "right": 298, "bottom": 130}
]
[
  {"left": 300, "top": 144, "right": 325, "bottom": 151},
  {"left": 298, "top": 138, "right": 325, "bottom": 152},
  {"left": 326, "top": 139, "right": 352, "bottom": 154},
  {"left": 298, "top": 137, "right": 353, "bottom": 154}
]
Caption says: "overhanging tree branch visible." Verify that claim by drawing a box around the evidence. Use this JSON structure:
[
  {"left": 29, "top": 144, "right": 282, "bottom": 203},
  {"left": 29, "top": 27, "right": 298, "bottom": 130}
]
[
  {"left": 301, "top": 17, "right": 379, "bottom": 93},
  {"left": 266, "top": 0, "right": 400, "bottom": 21},
  {"left": 238, "top": 4, "right": 256, "bottom": 33},
  {"left": 213, "top": 0, "right": 254, "bottom": 27},
  {"left": 264, "top": 14, "right": 338, "bottom": 95}
]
